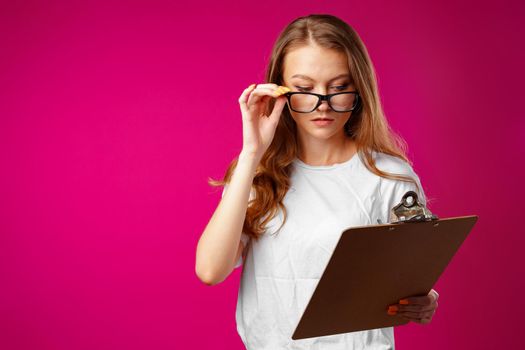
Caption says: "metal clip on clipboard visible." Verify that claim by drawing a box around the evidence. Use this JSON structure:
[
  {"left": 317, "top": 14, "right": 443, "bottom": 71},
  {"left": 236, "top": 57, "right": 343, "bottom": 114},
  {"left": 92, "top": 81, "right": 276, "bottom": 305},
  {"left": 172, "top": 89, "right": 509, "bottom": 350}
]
[{"left": 389, "top": 191, "right": 439, "bottom": 224}]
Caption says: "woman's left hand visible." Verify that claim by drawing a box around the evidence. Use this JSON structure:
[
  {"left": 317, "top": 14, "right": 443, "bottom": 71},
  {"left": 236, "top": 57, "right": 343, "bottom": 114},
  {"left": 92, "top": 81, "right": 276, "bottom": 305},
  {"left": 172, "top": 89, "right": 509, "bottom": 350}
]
[{"left": 387, "top": 289, "right": 439, "bottom": 324}]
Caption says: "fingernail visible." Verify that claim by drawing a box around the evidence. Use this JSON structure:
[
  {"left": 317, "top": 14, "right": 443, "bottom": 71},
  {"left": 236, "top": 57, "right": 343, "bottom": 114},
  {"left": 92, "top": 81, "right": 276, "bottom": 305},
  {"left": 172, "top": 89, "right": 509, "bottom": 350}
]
[
  {"left": 399, "top": 299, "right": 409, "bottom": 305},
  {"left": 388, "top": 305, "right": 398, "bottom": 312},
  {"left": 280, "top": 86, "right": 291, "bottom": 92},
  {"left": 249, "top": 83, "right": 256, "bottom": 89}
]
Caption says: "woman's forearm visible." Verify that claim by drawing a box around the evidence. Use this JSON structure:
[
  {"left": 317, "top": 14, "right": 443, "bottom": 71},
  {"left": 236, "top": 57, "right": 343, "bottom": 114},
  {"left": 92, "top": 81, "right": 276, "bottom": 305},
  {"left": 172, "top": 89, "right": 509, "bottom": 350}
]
[{"left": 195, "top": 150, "right": 259, "bottom": 285}]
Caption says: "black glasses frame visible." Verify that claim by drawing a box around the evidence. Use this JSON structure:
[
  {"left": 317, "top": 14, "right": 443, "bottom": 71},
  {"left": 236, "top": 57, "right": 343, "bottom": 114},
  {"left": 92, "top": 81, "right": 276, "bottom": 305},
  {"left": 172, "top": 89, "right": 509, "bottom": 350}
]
[{"left": 283, "top": 91, "right": 360, "bottom": 113}]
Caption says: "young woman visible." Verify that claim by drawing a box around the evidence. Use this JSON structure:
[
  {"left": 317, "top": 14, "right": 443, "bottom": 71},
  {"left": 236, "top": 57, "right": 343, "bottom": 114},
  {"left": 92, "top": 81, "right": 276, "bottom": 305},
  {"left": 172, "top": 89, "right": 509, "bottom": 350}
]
[{"left": 196, "top": 13, "right": 439, "bottom": 349}]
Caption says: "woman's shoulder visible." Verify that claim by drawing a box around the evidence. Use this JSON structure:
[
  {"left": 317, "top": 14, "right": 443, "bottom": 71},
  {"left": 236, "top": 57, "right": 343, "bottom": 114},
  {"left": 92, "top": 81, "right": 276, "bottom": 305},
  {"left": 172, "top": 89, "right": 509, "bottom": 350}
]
[
  {"left": 370, "top": 150, "right": 427, "bottom": 205},
  {"left": 370, "top": 150, "right": 417, "bottom": 177}
]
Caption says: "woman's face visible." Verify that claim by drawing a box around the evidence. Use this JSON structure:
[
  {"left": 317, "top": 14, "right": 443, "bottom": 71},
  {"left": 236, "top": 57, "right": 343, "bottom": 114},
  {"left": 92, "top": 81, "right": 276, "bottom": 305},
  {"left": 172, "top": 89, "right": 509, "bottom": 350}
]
[{"left": 281, "top": 44, "right": 356, "bottom": 141}]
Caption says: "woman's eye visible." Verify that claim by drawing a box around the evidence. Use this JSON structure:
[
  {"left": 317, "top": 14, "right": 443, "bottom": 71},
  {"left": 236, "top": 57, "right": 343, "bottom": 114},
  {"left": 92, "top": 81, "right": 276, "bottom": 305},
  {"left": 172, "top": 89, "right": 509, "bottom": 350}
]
[
  {"left": 294, "top": 85, "right": 349, "bottom": 92},
  {"left": 295, "top": 86, "right": 311, "bottom": 92}
]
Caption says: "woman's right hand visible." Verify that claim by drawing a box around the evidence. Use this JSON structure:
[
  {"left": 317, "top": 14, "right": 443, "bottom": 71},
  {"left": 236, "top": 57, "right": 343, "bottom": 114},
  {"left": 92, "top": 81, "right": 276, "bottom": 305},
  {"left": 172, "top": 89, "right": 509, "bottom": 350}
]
[{"left": 238, "top": 83, "right": 290, "bottom": 160}]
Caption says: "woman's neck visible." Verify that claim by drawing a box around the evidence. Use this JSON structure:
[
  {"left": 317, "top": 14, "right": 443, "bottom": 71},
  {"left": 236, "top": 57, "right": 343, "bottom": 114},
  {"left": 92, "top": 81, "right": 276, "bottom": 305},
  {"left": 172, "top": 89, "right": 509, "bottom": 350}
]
[{"left": 297, "top": 136, "right": 357, "bottom": 166}]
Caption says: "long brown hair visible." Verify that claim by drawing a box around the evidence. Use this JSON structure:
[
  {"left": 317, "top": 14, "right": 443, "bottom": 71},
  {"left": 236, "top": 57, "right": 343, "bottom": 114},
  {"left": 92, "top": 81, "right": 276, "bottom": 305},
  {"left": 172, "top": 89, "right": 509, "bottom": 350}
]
[{"left": 209, "top": 14, "right": 431, "bottom": 241}]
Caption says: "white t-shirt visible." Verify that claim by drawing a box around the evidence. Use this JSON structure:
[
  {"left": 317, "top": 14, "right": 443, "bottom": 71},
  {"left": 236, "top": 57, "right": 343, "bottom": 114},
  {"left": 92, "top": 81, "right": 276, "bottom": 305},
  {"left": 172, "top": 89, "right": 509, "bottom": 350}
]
[{"left": 222, "top": 150, "right": 427, "bottom": 350}]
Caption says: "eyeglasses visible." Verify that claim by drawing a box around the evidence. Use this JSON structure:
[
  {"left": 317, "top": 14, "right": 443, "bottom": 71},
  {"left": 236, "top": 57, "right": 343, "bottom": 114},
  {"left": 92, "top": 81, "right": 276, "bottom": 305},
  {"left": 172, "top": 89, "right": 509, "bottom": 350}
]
[{"left": 283, "top": 91, "right": 360, "bottom": 113}]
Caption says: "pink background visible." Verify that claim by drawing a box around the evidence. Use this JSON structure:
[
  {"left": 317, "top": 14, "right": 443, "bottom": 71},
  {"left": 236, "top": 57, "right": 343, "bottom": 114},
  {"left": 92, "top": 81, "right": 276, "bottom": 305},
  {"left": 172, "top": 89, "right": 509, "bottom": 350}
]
[{"left": 1, "top": 1, "right": 523, "bottom": 349}]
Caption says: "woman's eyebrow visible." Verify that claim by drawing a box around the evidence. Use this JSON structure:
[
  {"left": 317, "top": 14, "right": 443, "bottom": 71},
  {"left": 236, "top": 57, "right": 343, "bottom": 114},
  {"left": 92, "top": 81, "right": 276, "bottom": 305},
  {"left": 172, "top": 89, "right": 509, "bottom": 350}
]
[{"left": 290, "top": 73, "right": 351, "bottom": 82}]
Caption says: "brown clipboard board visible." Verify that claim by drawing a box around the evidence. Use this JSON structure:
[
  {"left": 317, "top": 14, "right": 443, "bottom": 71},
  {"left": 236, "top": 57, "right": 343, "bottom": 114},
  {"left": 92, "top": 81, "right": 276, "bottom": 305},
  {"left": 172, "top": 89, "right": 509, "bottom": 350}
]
[{"left": 291, "top": 214, "right": 478, "bottom": 340}]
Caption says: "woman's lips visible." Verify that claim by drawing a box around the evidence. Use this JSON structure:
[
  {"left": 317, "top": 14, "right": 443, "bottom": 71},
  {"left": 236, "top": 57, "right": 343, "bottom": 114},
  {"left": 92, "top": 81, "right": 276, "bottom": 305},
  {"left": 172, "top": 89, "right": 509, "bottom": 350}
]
[{"left": 312, "top": 119, "right": 334, "bottom": 126}]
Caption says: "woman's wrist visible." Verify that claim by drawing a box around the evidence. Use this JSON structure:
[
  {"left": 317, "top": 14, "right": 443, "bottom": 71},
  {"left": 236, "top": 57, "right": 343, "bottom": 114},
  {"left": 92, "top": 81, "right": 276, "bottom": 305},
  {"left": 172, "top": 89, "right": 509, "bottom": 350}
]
[
  {"left": 238, "top": 149, "right": 261, "bottom": 174},
  {"left": 239, "top": 149, "right": 261, "bottom": 162}
]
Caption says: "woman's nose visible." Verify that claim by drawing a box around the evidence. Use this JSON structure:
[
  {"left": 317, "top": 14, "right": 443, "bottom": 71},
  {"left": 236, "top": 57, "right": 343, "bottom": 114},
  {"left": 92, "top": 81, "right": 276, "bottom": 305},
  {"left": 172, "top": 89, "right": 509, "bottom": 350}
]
[{"left": 316, "top": 99, "right": 331, "bottom": 112}]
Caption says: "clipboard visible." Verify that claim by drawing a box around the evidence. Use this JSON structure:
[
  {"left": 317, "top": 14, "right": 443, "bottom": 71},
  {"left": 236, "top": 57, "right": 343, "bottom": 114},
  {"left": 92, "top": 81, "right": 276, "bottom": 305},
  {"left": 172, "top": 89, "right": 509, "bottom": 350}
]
[{"left": 291, "top": 191, "right": 478, "bottom": 340}]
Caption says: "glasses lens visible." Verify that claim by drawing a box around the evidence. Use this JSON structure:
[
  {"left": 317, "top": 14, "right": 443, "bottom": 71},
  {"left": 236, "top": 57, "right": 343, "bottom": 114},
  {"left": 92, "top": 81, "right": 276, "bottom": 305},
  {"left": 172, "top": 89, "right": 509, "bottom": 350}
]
[
  {"left": 330, "top": 93, "right": 357, "bottom": 112},
  {"left": 289, "top": 93, "right": 358, "bottom": 112},
  {"left": 289, "top": 94, "right": 319, "bottom": 112}
]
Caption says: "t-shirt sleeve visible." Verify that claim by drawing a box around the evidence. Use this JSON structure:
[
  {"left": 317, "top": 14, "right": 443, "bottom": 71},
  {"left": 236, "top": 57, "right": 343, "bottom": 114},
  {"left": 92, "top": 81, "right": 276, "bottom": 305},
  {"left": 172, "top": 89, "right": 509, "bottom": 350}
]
[
  {"left": 221, "top": 184, "right": 253, "bottom": 268},
  {"left": 378, "top": 160, "right": 427, "bottom": 224},
  {"left": 234, "top": 232, "right": 251, "bottom": 268}
]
